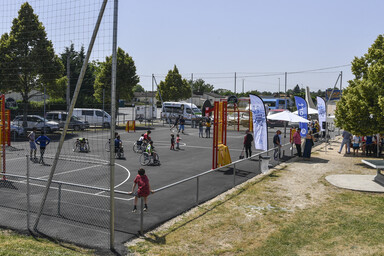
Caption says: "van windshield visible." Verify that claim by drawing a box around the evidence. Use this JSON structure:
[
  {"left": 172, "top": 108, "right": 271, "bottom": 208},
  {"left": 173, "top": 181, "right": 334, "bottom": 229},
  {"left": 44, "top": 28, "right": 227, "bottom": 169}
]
[{"left": 192, "top": 107, "right": 201, "bottom": 114}]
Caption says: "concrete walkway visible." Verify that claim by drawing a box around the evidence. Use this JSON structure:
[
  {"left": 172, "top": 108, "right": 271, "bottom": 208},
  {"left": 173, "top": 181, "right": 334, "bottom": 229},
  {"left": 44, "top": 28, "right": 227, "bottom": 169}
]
[
  {"left": 322, "top": 137, "right": 384, "bottom": 193},
  {"left": 326, "top": 174, "right": 384, "bottom": 193}
]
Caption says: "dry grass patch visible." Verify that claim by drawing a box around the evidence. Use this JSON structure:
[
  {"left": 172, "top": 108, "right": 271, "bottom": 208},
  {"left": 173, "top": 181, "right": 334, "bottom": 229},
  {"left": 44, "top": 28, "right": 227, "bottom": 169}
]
[{"left": 0, "top": 230, "right": 95, "bottom": 255}]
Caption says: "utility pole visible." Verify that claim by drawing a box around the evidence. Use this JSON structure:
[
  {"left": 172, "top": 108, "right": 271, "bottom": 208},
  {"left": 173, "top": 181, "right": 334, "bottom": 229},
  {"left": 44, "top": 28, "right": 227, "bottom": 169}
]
[
  {"left": 234, "top": 72, "right": 236, "bottom": 94},
  {"left": 284, "top": 72, "right": 287, "bottom": 109},
  {"left": 340, "top": 71, "right": 343, "bottom": 91},
  {"left": 242, "top": 79, "right": 245, "bottom": 94},
  {"left": 278, "top": 78, "right": 280, "bottom": 98},
  {"left": 66, "top": 54, "right": 70, "bottom": 112}
]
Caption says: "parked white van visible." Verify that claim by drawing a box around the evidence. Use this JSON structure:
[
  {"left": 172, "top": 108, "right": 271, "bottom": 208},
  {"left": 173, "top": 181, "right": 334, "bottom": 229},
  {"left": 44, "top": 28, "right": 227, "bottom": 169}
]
[
  {"left": 73, "top": 108, "right": 111, "bottom": 128},
  {"left": 161, "top": 102, "right": 202, "bottom": 124}
]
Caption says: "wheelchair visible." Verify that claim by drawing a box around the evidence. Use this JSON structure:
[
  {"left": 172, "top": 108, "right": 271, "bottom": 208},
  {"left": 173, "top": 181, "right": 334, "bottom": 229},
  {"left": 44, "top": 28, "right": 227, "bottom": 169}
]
[
  {"left": 132, "top": 140, "right": 147, "bottom": 153},
  {"left": 115, "top": 146, "right": 125, "bottom": 159},
  {"left": 139, "top": 151, "right": 160, "bottom": 166},
  {"left": 73, "top": 138, "right": 90, "bottom": 153}
]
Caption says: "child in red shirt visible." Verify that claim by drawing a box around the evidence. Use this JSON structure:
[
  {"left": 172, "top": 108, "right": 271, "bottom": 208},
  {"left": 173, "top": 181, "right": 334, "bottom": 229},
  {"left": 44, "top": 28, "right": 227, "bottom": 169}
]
[
  {"left": 129, "top": 168, "right": 154, "bottom": 212},
  {"left": 170, "top": 134, "right": 175, "bottom": 150}
]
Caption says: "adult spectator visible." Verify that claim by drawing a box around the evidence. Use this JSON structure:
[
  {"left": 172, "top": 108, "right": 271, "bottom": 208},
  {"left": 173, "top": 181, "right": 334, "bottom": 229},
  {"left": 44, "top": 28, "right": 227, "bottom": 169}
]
[
  {"left": 338, "top": 130, "right": 352, "bottom": 154},
  {"left": 293, "top": 128, "right": 302, "bottom": 157},
  {"left": 303, "top": 130, "right": 315, "bottom": 159},
  {"left": 273, "top": 130, "right": 282, "bottom": 160},
  {"left": 243, "top": 129, "right": 254, "bottom": 158}
]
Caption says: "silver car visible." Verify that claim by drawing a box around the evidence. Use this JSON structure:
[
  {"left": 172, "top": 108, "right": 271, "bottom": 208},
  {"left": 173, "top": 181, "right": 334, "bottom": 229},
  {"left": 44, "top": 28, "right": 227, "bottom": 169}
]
[{"left": 13, "top": 115, "right": 59, "bottom": 133}]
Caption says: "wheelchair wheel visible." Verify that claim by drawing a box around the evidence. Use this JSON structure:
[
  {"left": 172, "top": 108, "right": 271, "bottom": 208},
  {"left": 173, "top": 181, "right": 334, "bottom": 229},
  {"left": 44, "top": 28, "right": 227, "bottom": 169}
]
[
  {"left": 84, "top": 142, "right": 90, "bottom": 152},
  {"left": 105, "top": 140, "right": 110, "bottom": 152},
  {"left": 133, "top": 142, "right": 142, "bottom": 153},
  {"left": 73, "top": 141, "right": 80, "bottom": 152},
  {"left": 139, "top": 152, "right": 151, "bottom": 166}
]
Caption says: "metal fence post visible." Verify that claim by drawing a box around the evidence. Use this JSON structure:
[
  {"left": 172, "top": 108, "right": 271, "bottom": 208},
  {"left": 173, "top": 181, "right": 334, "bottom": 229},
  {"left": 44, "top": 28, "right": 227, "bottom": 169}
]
[
  {"left": 259, "top": 154, "right": 261, "bottom": 171},
  {"left": 140, "top": 197, "right": 144, "bottom": 235},
  {"left": 57, "top": 183, "right": 62, "bottom": 216},
  {"left": 196, "top": 176, "right": 199, "bottom": 205},
  {"left": 291, "top": 144, "right": 293, "bottom": 156},
  {"left": 26, "top": 155, "right": 30, "bottom": 231},
  {"left": 233, "top": 163, "right": 236, "bottom": 187}
]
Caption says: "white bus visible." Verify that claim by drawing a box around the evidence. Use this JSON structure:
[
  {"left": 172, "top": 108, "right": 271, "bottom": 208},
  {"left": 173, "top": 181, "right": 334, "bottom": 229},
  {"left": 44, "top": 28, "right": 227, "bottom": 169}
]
[{"left": 161, "top": 102, "right": 202, "bottom": 124}]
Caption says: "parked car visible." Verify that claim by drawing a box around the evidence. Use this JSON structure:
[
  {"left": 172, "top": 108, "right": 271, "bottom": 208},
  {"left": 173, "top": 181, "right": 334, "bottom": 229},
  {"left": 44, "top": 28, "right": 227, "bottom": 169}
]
[
  {"left": 73, "top": 108, "right": 111, "bottom": 128},
  {"left": 10, "top": 122, "right": 25, "bottom": 137},
  {"left": 13, "top": 115, "right": 59, "bottom": 133},
  {"left": 267, "top": 109, "right": 288, "bottom": 128},
  {"left": 46, "top": 111, "right": 89, "bottom": 131}
]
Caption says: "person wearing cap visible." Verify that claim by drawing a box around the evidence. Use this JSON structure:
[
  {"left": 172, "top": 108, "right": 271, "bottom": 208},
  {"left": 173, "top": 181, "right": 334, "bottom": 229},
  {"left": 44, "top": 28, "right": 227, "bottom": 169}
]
[
  {"left": 243, "top": 129, "right": 254, "bottom": 158},
  {"left": 293, "top": 128, "right": 302, "bottom": 157}
]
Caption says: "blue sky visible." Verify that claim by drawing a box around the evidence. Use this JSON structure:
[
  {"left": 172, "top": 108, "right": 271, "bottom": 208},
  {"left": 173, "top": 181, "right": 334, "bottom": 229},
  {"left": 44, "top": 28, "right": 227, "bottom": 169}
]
[
  {"left": 1, "top": 0, "right": 384, "bottom": 93},
  {"left": 117, "top": 0, "right": 384, "bottom": 92}
]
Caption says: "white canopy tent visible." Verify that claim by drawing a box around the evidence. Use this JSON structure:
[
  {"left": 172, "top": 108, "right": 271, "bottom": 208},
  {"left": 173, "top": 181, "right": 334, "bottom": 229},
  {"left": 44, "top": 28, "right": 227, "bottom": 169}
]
[
  {"left": 267, "top": 110, "right": 309, "bottom": 123},
  {"left": 293, "top": 107, "right": 318, "bottom": 115}
]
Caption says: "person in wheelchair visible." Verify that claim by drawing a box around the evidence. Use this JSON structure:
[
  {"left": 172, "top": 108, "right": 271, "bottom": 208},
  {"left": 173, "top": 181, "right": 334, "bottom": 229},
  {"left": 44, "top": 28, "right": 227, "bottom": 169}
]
[
  {"left": 146, "top": 141, "right": 159, "bottom": 164},
  {"left": 78, "top": 137, "right": 88, "bottom": 152},
  {"left": 115, "top": 135, "right": 124, "bottom": 153}
]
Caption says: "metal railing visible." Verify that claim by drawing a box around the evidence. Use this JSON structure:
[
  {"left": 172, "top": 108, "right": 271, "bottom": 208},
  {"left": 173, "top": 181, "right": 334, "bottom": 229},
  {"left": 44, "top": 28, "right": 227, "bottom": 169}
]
[{"left": 2, "top": 132, "right": 334, "bottom": 238}]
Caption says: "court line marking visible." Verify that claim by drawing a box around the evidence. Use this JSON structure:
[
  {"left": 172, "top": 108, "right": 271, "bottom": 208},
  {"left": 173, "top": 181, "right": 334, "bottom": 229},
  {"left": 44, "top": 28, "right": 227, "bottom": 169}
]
[
  {"left": 37, "top": 164, "right": 103, "bottom": 179},
  {"left": 8, "top": 179, "right": 133, "bottom": 202}
]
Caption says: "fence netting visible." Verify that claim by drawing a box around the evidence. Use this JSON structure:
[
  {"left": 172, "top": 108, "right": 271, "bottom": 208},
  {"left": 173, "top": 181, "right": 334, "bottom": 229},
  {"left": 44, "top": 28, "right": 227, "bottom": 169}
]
[{"left": 0, "top": 0, "right": 113, "bottom": 249}]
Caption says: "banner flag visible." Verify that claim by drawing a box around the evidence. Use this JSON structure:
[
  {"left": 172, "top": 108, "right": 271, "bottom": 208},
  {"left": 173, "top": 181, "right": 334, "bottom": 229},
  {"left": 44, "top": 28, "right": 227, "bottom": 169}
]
[
  {"left": 250, "top": 94, "right": 268, "bottom": 151},
  {"left": 294, "top": 96, "right": 308, "bottom": 137},
  {"left": 317, "top": 96, "right": 326, "bottom": 132}
]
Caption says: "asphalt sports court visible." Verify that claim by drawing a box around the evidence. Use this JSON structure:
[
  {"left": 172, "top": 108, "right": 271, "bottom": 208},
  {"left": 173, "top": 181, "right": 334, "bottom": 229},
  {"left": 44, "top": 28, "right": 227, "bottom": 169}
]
[{"left": 0, "top": 124, "right": 295, "bottom": 251}]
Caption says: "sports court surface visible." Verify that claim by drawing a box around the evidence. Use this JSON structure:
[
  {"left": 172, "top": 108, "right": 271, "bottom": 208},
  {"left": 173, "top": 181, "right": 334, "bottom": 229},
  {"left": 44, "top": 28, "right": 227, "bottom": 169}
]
[{"left": 1, "top": 123, "right": 296, "bottom": 252}]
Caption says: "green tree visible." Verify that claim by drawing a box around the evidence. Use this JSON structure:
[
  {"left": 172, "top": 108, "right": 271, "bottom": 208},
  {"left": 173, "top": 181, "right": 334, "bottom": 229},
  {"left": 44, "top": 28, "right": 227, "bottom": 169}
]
[
  {"left": 157, "top": 65, "right": 191, "bottom": 101},
  {"left": 0, "top": 3, "right": 64, "bottom": 126},
  {"left": 94, "top": 47, "right": 139, "bottom": 107},
  {"left": 188, "top": 78, "right": 214, "bottom": 93},
  {"left": 335, "top": 34, "right": 384, "bottom": 135},
  {"left": 61, "top": 44, "right": 96, "bottom": 107},
  {"left": 133, "top": 84, "right": 145, "bottom": 93}
]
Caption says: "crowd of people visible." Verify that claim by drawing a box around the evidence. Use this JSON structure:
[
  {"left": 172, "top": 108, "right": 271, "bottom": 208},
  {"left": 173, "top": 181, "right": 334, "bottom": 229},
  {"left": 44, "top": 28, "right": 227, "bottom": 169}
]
[{"left": 338, "top": 131, "right": 383, "bottom": 156}]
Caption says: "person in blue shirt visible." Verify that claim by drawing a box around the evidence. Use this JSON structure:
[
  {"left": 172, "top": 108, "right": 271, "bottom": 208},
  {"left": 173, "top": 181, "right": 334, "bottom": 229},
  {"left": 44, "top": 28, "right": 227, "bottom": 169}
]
[{"left": 35, "top": 131, "right": 51, "bottom": 164}]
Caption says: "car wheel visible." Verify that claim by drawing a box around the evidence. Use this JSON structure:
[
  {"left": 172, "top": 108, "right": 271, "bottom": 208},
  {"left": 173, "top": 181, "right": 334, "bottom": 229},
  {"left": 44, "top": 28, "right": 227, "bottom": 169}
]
[
  {"left": 103, "top": 122, "right": 111, "bottom": 128},
  {"left": 74, "top": 125, "right": 80, "bottom": 131},
  {"left": 45, "top": 127, "right": 52, "bottom": 134}
]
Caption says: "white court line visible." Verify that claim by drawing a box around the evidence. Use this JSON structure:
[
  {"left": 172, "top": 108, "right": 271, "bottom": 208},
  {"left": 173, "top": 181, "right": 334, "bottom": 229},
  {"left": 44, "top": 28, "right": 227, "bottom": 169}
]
[
  {"left": 7, "top": 156, "right": 29, "bottom": 161},
  {"left": 10, "top": 179, "right": 133, "bottom": 202},
  {"left": 37, "top": 164, "right": 102, "bottom": 179},
  {"left": 95, "top": 163, "right": 130, "bottom": 195}
]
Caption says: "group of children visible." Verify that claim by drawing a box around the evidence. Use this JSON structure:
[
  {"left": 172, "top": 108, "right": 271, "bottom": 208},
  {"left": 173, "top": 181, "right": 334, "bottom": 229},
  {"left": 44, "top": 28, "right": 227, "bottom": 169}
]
[
  {"left": 170, "top": 133, "right": 181, "bottom": 150},
  {"left": 198, "top": 118, "right": 211, "bottom": 138}
]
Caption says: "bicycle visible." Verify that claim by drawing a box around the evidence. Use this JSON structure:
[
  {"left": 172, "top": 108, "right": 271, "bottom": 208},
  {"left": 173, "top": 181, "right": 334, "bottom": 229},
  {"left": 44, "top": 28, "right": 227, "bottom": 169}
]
[
  {"left": 139, "top": 151, "right": 160, "bottom": 166},
  {"left": 73, "top": 138, "right": 90, "bottom": 153},
  {"left": 132, "top": 140, "right": 148, "bottom": 153}
]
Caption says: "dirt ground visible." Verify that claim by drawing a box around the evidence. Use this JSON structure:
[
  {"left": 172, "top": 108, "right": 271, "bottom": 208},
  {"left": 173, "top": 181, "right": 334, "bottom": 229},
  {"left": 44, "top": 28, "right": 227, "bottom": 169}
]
[{"left": 125, "top": 136, "right": 378, "bottom": 249}]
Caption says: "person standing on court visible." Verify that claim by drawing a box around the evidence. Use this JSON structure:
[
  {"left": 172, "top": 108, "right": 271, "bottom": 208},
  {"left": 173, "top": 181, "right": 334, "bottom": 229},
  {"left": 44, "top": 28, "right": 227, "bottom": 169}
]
[
  {"left": 273, "top": 130, "right": 282, "bottom": 160},
  {"left": 198, "top": 119, "right": 204, "bottom": 138},
  {"left": 178, "top": 116, "right": 185, "bottom": 134},
  {"left": 293, "top": 128, "right": 302, "bottom": 157},
  {"left": 338, "top": 130, "right": 352, "bottom": 154},
  {"left": 129, "top": 168, "right": 154, "bottom": 212},
  {"left": 27, "top": 127, "right": 37, "bottom": 161},
  {"left": 170, "top": 115, "right": 180, "bottom": 131},
  {"left": 243, "top": 129, "right": 254, "bottom": 158},
  {"left": 205, "top": 117, "right": 211, "bottom": 138},
  {"left": 35, "top": 131, "right": 51, "bottom": 164}
]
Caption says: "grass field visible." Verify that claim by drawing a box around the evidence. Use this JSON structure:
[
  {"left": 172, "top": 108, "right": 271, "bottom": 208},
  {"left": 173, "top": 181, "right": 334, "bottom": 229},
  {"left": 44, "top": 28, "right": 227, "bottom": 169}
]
[
  {"left": 0, "top": 230, "right": 95, "bottom": 255},
  {"left": 126, "top": 151, "right": 384, "bottom": 256}
]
